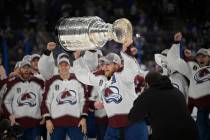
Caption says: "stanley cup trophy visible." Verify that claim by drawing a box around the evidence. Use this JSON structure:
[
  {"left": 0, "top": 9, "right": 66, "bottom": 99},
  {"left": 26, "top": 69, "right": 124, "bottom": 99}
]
[{"left": 56, "top": 16, "right": 133, "bottom": 51}]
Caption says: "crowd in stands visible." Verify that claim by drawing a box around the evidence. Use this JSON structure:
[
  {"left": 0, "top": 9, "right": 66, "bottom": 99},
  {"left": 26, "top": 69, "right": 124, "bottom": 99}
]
[{"left": 0, "top": 0, "right": 210, "bottom": 73}]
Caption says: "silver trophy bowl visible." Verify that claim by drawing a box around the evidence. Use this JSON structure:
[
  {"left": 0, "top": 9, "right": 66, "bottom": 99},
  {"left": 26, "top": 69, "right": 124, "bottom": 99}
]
[{"left": 56, "top": 16, "right": 133, "bottom": 51}]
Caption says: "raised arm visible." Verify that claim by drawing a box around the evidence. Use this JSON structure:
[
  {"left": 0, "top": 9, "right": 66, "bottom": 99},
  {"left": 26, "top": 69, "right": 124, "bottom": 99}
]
[
  {"left": 167, "top": 33, "right": 191, "bottom": 79},
  {"left": 72, "top": 51, "right": 105, "bottom": 87},
  {"left": 119, "top": 38, "right": 140, "bottom": 83},
  {"left": 38, "top": 42, "right": 57, "bottom": 80}
]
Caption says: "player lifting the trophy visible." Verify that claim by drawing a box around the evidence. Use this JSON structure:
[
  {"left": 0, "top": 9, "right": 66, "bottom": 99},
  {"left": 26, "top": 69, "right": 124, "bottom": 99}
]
[{"left": 56, "top": 16, "right": 148, "bottom": 140}]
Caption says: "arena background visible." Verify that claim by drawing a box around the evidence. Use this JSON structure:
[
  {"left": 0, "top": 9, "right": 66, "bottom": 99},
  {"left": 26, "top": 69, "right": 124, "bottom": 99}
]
[{"left": 0, "top": 0, "right": 210, "bottom": 74}]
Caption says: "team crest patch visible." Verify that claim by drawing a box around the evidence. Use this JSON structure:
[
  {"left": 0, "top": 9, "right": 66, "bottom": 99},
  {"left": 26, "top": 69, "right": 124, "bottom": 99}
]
[
  {"left": 17, "top": 92, "right": 36, "bottom": 107},
  {"left": 103, "top": 86, "right": 122, "bottom": 104},
  {"left": 56, "top": 88, "right": 77, "bottom": 105},
  {"left": 55, "top": 85, "right": 59, "bottom": 91},
  {"left": 194, "top": 66, "right": 210, "bottom": 84}
]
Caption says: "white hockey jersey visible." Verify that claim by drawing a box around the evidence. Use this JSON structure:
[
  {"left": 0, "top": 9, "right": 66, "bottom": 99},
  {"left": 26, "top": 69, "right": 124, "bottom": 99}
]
[
  {"left": 169, "top": 72, "right": 189, "bottom": 99},
  {"left": 88, "top": 71, "right": 108, "bottom": 124},
  {"left": 2, "top": 77, "right": 44, "bottom": 128},
  {"left": 33, "top": 72, "right": 45, "bottom": 81},
  {"left": 41, "top": 74, "right": 88, "bottom": 127},
  {"left": 167, "top": 44, "right": 210, "bottom": 110},
  {"left": 73, "top": 52, "right": 139, "bottom": 128},
  {"left": 154, "top": 53, "right": 189, "bottom": 97},
  {"left": 38, "top": 52, "right": 59, "bottom": 80}
]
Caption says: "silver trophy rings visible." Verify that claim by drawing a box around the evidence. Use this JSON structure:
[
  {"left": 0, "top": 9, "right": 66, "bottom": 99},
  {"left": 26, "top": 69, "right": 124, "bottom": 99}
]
[{"left": 56, "top": 16, "right": 133, "bottom": 51}]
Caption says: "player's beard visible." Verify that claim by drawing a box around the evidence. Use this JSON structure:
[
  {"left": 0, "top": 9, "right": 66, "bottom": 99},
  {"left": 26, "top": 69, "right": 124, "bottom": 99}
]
[
  {"left": 20, "top": 72, "right": 30, "bottom": 80},
  {"left": 105, "top": 69, "right": 115, "bottom": 79}
]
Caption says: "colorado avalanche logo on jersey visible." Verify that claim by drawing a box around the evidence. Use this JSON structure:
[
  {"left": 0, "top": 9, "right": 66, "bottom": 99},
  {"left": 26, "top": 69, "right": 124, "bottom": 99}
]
[
  {"left": 17, "top": 92, "right": 36, "bottom": 107},
  {"left": 194, "top": 66, "right": 210, "bottom": 84},
  {"left": 103, "top": 86, "right": 122, "bottom": 104},
  {"left": 56, "top": 88, "right": 77, "bottom": 105}
]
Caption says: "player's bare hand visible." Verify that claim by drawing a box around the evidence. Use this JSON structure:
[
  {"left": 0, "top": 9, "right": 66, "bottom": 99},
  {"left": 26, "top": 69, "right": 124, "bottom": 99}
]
[
  {"left": 40, "top": 118, "right": 45, "bottom": 125},
  {"left": 47, "top": 42, "right": 57, "bottom": 51},
  {"left": 130, "top": 47, "right": 138, "bottom": 56},
  {"left": 184, "top": 49, "right": 192, "bottom": 58},
  {"left": 78, "top": 118, "right": 87, "bottom": 134},
  {"left": 122, "top": 37, "right": 133, "bottom": 52},
  {"left": 73, "top": 50, "right": 81, "bottom": 59},
  {"left": 46, "top": 120, "right": 54, "bottom": 134},
  {"left": 174, "top": 32, "right": 182, "bottom": 42},
  {"left": 94, "top": 101, "right": 104, "bottom": 109},
  {"left": 9, "top": 115, "right": 16, "bottom": 126},
  {"left": 9, "top": 72, "right": 19, "bottom": 78}
]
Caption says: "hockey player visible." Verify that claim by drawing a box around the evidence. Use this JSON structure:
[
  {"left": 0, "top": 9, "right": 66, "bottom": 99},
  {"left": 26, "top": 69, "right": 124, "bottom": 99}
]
[
  {"left": 72, "top": 38, "right": 148, "bottom": 140},
  {"left": 154, "top": 48, "right": 189, "bottom": 99},
  {"left": 30, "top": 54, "right": 44, "bottom": 80},
  {"left": 29, "top": 53, "right": 48, "bottom": 140},
  {"left": 92, "top": 51, "right": 145, "bottom": 139},
  {"left": 2, "top": 60, "right": 44, "bottom": 140},
  {"left": 89, "top": 55, "right": 119, "bottom": 140},
  {"left": 41, "top": 56, "right": 88, "bottom": 140},
  {"left": 167, "top": 32, "right": 210, "bottom": 140},
  {"left": 38, "top": 42, "right": 62, "bottom": 80},
  {"left": 30, "top": 54, "right": 40, "bottom": 74}
]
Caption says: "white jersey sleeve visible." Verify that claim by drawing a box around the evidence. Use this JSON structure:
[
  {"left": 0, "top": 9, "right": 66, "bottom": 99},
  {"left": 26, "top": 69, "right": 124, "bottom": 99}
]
[
  {"left": 169, "top": 73, "right": 188, "bottom": 98},
  {"left": 0, "top": 84, "right": 7, "bottom": 104},
  {"left": 44, "top": 85, "right": 54, "bottom": 117},
  {"left": 3, "top": 86, "right": 15, "bottom": 115},
  {"left": 73, "top": 57, "right": 105, "bottom": 87},
  {"left": 38, "top": 53, "right": 57, "bottom": 80},
  {"left": 167, "top": 44, "right": 191, "bottom": 79},
  {"left": 78, "top": 82, "right": 86, "bottom": 115},
  {"left": 119, "top": 51, "right": 140, "bottom": 83},
  {"left": 138, "top": 68, "right": 149, "bottom": 78}
]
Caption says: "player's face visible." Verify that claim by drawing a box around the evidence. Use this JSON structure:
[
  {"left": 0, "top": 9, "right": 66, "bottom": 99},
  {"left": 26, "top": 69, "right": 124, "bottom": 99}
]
[
  {"left": 104, "top": 63, "right": 116, "bottom": 77},
  {"left": 20, "top": 65, "right": 31, "bottom": 79},
  {"left": 196, "top": 54, "right": 209, "bottom": 67},
  {"left": 58, "top": 62, "right": 70, "bottom": 75},
  {"left": 31, "top": 58, "right": 39, "bottom": 71}
]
